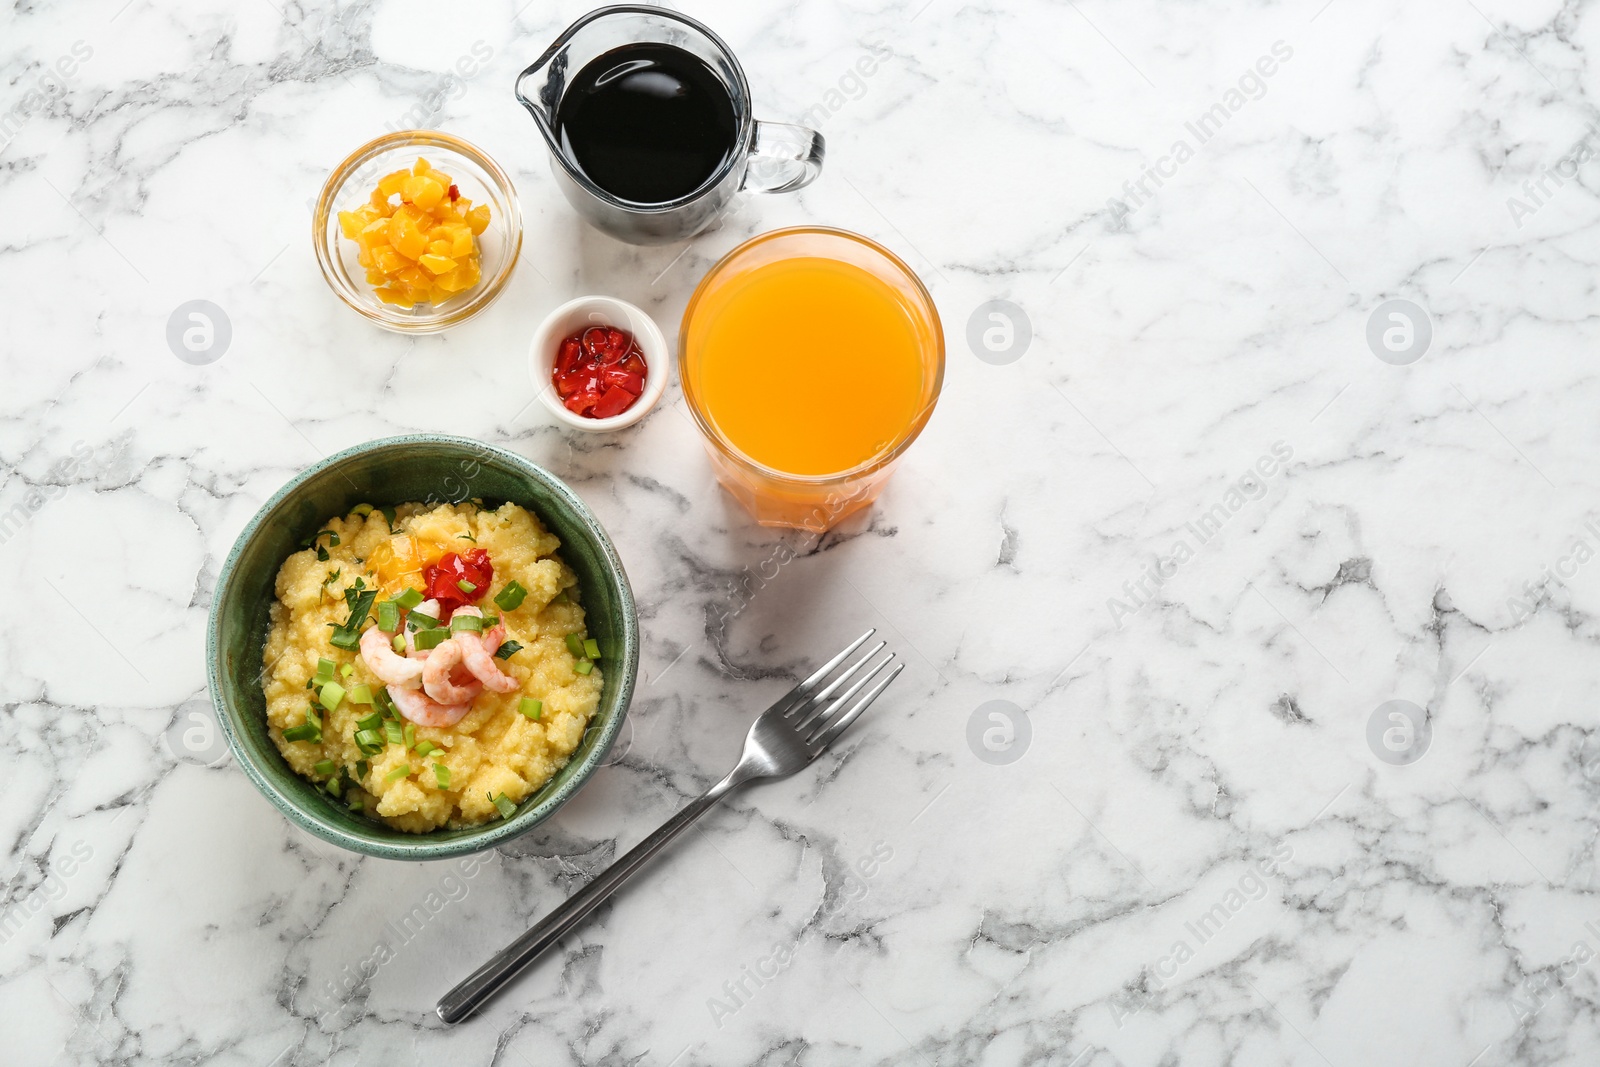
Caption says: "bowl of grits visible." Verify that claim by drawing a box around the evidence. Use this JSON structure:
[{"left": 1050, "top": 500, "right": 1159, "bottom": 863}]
[{"left": 207, "top": 435, "right": 638, "bottom": 860}]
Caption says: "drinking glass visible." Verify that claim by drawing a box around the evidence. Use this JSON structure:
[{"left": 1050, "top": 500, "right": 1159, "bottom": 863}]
[{"left": 679, "top": 227, "right": 944, "bottom": 531}]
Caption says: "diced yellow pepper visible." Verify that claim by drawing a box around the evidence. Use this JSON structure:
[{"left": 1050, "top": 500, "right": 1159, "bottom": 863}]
[{"left": 337, "top": 157, "right": 489, "bottom": 306}]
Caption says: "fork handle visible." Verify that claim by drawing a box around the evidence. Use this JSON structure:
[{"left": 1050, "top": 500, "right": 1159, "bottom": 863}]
[{"left": 437, "top": 773, "right": 741, "bottom": 1024}]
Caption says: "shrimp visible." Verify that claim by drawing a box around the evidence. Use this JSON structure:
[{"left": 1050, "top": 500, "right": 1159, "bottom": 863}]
[
  {"left": 450, "top": 607, "right": 520, "bottom": 693},
  {"left": 360, "top": 623, "right": 423, "bottom": 688},
  {"left": 422, "top": 637, "right": 483, "bottom": 705},
  {"left": 387, "top": 683, "right": 473, "bottom": 728}
]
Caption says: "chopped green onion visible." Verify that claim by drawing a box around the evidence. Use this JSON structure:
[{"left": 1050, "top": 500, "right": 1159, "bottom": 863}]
[
  {"left": 341, "top": 663, "right": 354, "bottom": 679},
  {"left": 391, "top": 634, "right": 406, "bottom": 654},
  {"left": 456, "top": 579, "right": 477, "bottom": 595},
  {"left": 409, "top": 611, "right": 439, "bottom": 630},
  {"left": 282, "top": 711, "right": 322, "bottom": 744},
  {"left": 351, "top": 503, "right": 374, "bottom": 517},
  {"left": 314, "top": 759, "right": 336, "bottom": 777},
  {"left": 403, "top": 723, "right": 416, "bottom": 751},
  {"left": 394, "top": 588, "right": 424, "bottom": 610},
  {"left": 414, "top": 740, "right": 438, "bottom": 757},
  {"left": 575, "top": 660, "right": 594, "bottom": 676},
  {"left": 319, "top": 681, "right": 346, "bottom": 712},
  {"left": 494, "top": 640, "right": 524, "bottom": 661},
  {"left": 315, "top": 658, "right": 336, "bottom": 683},
  {"left": 385, "top": 764, "right": 411, "bottom": 783},
  {"left": 356, "top": 712, "right": 383, "bottom": 733},
  {"left": 565, "top": 633, "right": 584, "bottom": 658},
  {"left": 480, "top": 614, "right": 499, "bottom": 629},
  {"left": 355, "top": 759, "right": 369, "bottom": 778},
  {"left": 326, "top": 776, "right": 343, "bottom": 798},
  {"left": 348, "top": 794, "right": 364, "bottom": 812},
  {"left": 434, "top": 763, "right": 451, "bottom": 788},
  {"left": 384, "top": 720, "right": 405, "bottom": 746},
  {"left": 494, "top": 581, "right": 527, "bottom": 612},
  {"left": 583, "top": 638, "right": 601, "bottom": 660},
  {"left": 377, "top": 601, "right": 401, "bottom": 633},
  {"left": 451, "top": 613, "right": 484, "bottom": 634},
  {"left": 355, "top": 729, "right": 385, "bottom": 754},
  {"left": 380, "top": 506, "right": 397, "bottom": 532},
  {"left": 328, "top": 587, "right": 377, "bottom": 650},
  {"left": 489, "top": 792, "right": 516, "bottom": 819},
  {"left": 413, "top": 629, "right": 449, "bottom": 652},
  {"left": 519, "top": 698, "right": 542, "bottom": 720},
  {"left": 348, "top": 684, "right": 373, "bottom": 706}
]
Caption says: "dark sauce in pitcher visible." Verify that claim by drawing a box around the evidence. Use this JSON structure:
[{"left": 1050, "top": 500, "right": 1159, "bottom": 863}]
[{"left": 555, "top": 43, "right": 739, "bottom": 205}]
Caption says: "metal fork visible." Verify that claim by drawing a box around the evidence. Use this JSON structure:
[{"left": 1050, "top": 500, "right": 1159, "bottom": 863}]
[{"left": 436, "top": 629, "right": 903, "bottom": 1023}]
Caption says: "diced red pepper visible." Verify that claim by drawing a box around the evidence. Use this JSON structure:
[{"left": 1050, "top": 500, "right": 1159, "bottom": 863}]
[
  {"left": 552, "top": 325, "right": 648, "bottom": 420},
  {"left": 592, "top": 385, "right": 636, "bottom": 418},
  {"left": 421, "top": 549, "right": 493, "bottom": 619}
]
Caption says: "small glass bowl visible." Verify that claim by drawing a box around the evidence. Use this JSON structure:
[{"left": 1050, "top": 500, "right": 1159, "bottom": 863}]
[{"left": 313, "top": 130, "right": 522, "bottom": 334}]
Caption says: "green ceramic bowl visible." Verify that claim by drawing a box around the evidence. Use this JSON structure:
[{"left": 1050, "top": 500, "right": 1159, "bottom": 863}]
[{"left": 206, "top": 434, "right": 639, "bottom": 861}]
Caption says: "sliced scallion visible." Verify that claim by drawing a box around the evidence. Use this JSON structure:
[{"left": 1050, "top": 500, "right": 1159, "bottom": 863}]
[
  {"left": 403, "top": 723, "right": 416, "bottom": 751},
  {"left": 383, "top": 720, "right": 404, "bottom": 746},
  {"left": 355, "top": 712, "right": 383, "bottom": 733},
  {"left": 456, "top": 578, "right": 477, "bottom": 595},
  {"left": 565, "top": 633, "right": 584, "bottom": 658},
  {"left": 355, "top": 759, "right": 369, "bottom": 779},
  {"left": 394, "top": 588, "right": 423, "bottom": 610},
  {"left": 348, "top": 684, "right": 373, "bottom": 706},
  {"left": 493, "top": 581, "right": 527, "bottom": 612},
  {"left": 355, "top": 729, "right": 384, "bottom": 754},
  {"left": 313, "top": 759, "right": 336, "bottom": 777},
  {"left": 413, "top": 628, "right": 448, "bottom": 652},
  {"left": 583, "top": 638, "right": 601, "bottom": 660},
  {"left": 391, "top": 634, "right": 406, "bottom": 654},
  {"left": 351, "top": 503, "right": 374, "bottom": 518},
  {"left": 451, "top": 613, "right": 483, "bottom": 634},
  {"left": 575, "top": 660, "right": 594, "bottom": 676},
  {"left": 519, "top": 698, "right": 542, "bottom": 720},
  {"left": 377, "top": 600, "right": 401, "bottom": 633},
  {"left": 413, "top": 740, "right": 438, "bottom": 757},
  {"left": 384, "top": 763, "right": 411, "bottom": 783},
  {"left": 489, "top": 792, "right": 516, "bottom": 819},
  {"left": 318, "top": 681, "right": 346, "bottom": 712},
  {"left": 315, "top": 658, "right": 336, "bottom": 683},
  {"left": 409, "top": 611, "right": 439, "bottom": 630},
  {"left": 340, "top": 663, "right": 354, "bottom": 679},
  {"left": 434, "top": 763, "right": 451, "bottom": 788}
]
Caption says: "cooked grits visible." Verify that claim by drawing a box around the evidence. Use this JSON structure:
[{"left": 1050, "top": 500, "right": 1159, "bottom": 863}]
[{"left": 261, "top": 501, "right": 604, "bottom": 832}]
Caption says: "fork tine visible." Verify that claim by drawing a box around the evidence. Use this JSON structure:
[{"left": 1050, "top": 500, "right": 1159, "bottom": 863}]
[
  {"left": 770, "top": 628, "right": 876, "bottom": 718},
  {"left": 809, "top": 662, "right": 904, "bottom": 751},
  {"left": 803, "top": 653, "right": 895, "bottom": 742},
  {"left": 792, "top": 641, "right": 887, "bottom": 729}
]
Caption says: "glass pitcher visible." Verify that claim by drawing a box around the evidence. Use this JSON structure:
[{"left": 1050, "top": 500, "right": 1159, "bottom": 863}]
[{"left": 515, "top": 5, "right": 825, "bottom": 245}]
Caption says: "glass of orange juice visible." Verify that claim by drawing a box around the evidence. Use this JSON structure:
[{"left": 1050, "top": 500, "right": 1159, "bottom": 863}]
[{"left": 679, "top": 227, "right": 944, "bottom": 530}]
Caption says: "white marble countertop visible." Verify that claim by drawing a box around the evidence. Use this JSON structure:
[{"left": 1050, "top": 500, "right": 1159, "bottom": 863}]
[{"left": 5, "top": 0, "right": 1600, "bottom": 1063}]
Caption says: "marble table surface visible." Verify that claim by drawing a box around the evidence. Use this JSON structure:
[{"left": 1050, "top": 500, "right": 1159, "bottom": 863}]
[{"left": 5, "top": 0, "right": 1600, "bottom": 1063}]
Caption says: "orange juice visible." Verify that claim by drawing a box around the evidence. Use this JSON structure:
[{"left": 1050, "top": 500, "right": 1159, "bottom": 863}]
[
  {"left": 681, "top": 227, "right": 943, "bottom": 529},
  {"left": 689, "top": 258, "right": 930, "bottom": 475}
]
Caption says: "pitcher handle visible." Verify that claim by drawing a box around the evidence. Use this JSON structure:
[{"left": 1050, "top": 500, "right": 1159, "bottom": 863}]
[{"left": 742, "top": 121, "right": 825, "bottom": 195}]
